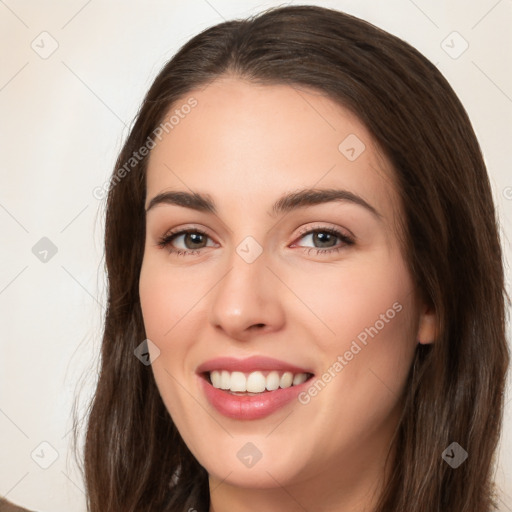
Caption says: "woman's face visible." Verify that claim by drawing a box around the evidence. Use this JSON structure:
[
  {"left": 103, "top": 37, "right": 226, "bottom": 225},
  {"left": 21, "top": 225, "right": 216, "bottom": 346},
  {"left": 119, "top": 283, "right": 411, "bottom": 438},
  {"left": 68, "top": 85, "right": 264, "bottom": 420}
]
[{"left": 139, "top": 77, "right": 435, "bottom": 498}]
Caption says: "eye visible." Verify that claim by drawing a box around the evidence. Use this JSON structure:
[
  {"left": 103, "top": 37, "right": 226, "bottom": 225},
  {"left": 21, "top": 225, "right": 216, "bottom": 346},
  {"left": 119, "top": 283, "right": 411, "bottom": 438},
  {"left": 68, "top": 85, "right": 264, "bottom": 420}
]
[
  {"left": 157, "top": 227, "right": 217, "bottom": 256},
  {"left": 157, "top": 224, "right": 355, "bottom": 257},
  {"left": 292, "top": 225, "right": 355, "bottom": 255}
]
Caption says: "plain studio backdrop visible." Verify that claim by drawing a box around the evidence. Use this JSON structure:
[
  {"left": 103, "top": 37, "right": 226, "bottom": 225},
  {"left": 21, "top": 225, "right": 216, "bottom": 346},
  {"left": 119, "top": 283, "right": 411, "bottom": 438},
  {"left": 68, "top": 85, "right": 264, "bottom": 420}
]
[{"left": 0, "top": 1, "right": 511, "bottom": 511}]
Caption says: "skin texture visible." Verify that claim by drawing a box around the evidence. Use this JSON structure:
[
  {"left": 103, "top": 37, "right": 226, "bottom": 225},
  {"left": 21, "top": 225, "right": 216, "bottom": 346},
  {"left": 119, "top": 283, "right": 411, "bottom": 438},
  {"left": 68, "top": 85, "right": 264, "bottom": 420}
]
[{"left": 139, "top": 77, "right": 437, "bottom": 512}]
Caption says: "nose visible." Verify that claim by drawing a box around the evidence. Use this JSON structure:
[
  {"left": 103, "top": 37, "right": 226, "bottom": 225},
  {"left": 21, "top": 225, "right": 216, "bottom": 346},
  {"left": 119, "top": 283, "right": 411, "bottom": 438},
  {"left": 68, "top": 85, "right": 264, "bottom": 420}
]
[{"left": 208, "top": 246, "right": 286, "bottom": 341}]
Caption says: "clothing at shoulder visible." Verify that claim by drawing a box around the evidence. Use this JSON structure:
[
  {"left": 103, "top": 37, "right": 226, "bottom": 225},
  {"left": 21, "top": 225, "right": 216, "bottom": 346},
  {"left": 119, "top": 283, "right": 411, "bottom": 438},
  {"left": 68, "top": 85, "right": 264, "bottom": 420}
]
[{"left": 0, "top": 498, "right": 36, "bottom": 512}]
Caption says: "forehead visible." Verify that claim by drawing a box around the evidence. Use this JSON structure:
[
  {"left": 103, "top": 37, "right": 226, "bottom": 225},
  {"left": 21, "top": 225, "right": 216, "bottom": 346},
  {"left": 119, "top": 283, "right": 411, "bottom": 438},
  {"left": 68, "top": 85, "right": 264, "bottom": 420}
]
[{"left": 145, "top": 77, "right": 400, "bottom": 224}]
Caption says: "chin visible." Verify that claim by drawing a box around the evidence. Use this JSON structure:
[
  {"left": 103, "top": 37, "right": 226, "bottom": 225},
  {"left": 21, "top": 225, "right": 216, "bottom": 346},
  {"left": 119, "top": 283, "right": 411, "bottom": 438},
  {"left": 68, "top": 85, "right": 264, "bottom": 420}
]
[
  {"left": 205, "top": 459, "right": 300, "bottom": 489},
  {"left": 193, "top": 437, "right": 311, "bottom": 490}
]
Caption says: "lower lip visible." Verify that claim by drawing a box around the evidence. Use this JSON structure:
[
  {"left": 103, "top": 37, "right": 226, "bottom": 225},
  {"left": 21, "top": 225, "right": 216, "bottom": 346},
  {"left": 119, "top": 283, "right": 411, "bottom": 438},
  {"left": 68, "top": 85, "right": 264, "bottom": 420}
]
[{"left": 199, "top": 375, "right": 312, "bottom": 420}]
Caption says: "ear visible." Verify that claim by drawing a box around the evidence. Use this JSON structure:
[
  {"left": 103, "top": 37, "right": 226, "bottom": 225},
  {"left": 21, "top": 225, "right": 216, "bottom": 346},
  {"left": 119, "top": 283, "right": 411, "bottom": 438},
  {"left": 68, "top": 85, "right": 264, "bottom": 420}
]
[{"left": 416, "top": 302, "right": 437, "bottom": 345}]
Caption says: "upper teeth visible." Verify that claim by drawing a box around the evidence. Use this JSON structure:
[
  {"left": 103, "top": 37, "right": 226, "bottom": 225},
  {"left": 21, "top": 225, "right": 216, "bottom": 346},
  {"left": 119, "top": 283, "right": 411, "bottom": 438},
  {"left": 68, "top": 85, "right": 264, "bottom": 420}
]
[{"left": 209, "top": 370, "right": 309, "bottom": 393}]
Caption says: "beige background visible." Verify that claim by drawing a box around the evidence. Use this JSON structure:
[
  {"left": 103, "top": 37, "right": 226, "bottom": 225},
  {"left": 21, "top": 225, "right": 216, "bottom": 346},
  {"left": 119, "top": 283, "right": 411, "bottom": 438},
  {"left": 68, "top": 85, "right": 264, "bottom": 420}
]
[{"left": 0, "top": 0, "right": 511, "bottom": 510}]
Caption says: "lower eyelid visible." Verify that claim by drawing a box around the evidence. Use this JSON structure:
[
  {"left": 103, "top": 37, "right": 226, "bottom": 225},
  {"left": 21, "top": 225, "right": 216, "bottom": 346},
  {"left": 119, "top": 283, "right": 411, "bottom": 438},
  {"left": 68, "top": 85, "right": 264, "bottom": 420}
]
[
  {"left": 158, "top": 227, "right": 353, "bottom": 253},
  {"left": 293, "top": 228, "right": 354, "bottom": 247},
  {"left": 301, "top": 246, "right": 344, "bottom": 256}
]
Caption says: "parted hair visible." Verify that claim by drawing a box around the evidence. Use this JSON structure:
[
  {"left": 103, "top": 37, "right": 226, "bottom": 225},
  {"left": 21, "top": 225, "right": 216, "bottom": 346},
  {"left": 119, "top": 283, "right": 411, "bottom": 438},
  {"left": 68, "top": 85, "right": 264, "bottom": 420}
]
[{"left": 78, "top": 5, "right": 510, "bottom": 511}]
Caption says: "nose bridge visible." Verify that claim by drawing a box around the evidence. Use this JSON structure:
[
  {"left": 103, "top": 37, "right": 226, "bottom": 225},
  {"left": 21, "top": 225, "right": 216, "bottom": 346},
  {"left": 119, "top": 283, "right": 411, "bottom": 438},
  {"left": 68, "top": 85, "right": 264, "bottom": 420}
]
[{"left": 208, "top": 234, "right": 285, "bottom": 336}]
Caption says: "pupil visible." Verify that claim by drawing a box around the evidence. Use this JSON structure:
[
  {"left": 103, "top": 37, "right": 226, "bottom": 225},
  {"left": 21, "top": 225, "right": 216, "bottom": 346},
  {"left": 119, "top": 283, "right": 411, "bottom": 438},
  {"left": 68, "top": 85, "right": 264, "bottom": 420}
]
[
  {"left": 186, "top": 233, "right": 205, "bottom": 249},
  {"left": 314, "top": 232, "right": 336, "bottom": 248}
]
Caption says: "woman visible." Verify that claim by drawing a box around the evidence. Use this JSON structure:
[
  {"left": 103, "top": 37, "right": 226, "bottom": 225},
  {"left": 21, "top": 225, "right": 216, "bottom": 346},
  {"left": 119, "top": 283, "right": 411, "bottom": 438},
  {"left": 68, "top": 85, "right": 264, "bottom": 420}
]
[{"left": 80, "top": 5, "right": 509, "bottom": 511}]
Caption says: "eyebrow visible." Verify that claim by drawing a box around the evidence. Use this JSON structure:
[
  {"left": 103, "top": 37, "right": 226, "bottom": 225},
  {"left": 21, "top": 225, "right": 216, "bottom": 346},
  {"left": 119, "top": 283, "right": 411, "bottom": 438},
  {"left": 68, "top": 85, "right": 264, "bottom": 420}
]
[{"left": 145, "top": 188, "right": 382, "bottom": 220}]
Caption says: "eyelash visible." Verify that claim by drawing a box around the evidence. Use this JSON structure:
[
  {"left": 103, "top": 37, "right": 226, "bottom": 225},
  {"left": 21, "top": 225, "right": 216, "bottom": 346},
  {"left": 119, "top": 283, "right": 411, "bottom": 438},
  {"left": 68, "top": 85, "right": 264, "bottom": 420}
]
[{"left": 157, "top": 225, "right": 355, "bottom": 257}]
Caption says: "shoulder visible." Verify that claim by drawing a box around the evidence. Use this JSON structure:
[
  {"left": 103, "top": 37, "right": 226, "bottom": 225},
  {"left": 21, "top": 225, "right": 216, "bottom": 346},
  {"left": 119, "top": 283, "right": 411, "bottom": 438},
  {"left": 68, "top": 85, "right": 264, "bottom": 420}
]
[{"left": 0, "top": 498, "right": 36, "bottom": 512}]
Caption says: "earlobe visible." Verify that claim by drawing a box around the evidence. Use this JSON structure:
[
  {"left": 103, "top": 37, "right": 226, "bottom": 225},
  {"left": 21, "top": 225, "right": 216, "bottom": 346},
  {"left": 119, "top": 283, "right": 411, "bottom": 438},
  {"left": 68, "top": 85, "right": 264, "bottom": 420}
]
[{"left": 417, "top": 303, "right": 437, "bottom": 345}]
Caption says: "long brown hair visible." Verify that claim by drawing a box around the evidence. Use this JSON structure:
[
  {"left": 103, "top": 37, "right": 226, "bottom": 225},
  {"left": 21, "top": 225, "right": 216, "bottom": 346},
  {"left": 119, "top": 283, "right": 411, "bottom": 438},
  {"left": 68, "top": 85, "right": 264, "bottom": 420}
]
[{"left": 78, "top": 5, "right": 510, "bottom": 511}]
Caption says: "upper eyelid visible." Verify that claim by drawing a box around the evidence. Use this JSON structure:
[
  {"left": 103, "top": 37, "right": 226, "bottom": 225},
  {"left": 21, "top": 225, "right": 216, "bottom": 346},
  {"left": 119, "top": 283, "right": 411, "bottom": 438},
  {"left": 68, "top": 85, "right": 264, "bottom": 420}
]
[
  {"left": 295, "top": 223, "right": 353, "bottom": 237},
  {"left": 162, "top": 223, "right": 352, "bottom": 246},
  {"left": 163, "top": 224, "right": 210, "bottom": 237}
]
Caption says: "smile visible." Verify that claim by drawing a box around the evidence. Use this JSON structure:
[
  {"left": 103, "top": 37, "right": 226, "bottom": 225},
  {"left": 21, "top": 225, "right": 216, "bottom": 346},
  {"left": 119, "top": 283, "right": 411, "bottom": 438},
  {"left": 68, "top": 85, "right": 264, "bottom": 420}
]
[
  {"left": 197, "top": 356, "right": 315, "bottom": 420},
  {"left": 207, "top": 370, "right": 311, "bottom": 393}
]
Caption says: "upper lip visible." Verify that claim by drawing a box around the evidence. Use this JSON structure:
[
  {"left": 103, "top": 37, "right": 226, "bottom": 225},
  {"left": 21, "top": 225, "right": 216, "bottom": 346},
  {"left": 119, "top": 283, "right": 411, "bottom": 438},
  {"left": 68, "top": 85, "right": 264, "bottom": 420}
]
[{"left": 196, "top": 356, "right": 314, "bottom": 375}]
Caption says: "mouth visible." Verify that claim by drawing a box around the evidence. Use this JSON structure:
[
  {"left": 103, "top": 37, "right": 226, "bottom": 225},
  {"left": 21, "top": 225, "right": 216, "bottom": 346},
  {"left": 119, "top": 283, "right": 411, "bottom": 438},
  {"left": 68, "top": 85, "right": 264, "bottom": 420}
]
[
  {"left": 200, "top": 370, "right": 314, "bottom": 395},
  {"left": 196, "top": 356, "right": 315, "bottom": 419}
]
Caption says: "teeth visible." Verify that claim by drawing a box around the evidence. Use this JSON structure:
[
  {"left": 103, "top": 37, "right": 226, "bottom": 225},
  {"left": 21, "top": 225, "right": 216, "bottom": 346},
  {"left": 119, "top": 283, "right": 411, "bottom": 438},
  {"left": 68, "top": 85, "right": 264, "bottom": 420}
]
[
  {"left": 280, "top": 372, "right": 293, "bottom": 388},
  {"left": 266, "top": 371, "right": 280, "bottom": 391},
  {"left": 292, "top": 373, "right": 308, "bottom": 385},
  {"left": 208, "top": 370, "right": 310, "bottom": 393},
  {"left": 230, "top": 371, "right": 246, "bottom": 392},
  {"left": 220, "top": 370, "right": 230, "bottom": 390},
  {"left": 210, "top": 370, "right": 221, "bottom": 389},
  {"left": 246, "top": 371, "right": 266, "bottom": 393}
]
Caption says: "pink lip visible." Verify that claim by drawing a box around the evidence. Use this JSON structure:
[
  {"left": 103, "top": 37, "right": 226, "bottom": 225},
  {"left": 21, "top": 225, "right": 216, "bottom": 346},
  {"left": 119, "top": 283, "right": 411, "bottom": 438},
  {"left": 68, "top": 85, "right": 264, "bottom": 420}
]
[
  {"left": 196, "top": 355, "right": 312, "bottom": 374},
  {"left": 196, "top": 356, "right": 314, "bottom": 420},
  {"left": 199, "top": 376, "right": 312, "bottom": 420}
]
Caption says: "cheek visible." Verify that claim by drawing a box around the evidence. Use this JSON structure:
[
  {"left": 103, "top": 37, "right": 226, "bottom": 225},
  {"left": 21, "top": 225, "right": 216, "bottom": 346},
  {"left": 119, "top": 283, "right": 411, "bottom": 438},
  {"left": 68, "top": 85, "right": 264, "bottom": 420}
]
[
  {"left": 139, "top": 257, "right": 205, "bottom": 339},
  {"left": 287, "top": 250, "right": 415, "bottom": 346},
  {"left": 326, "top": 258, "right": 416, "bottom": 414},
  {"left": 288, "top": 247, "right": 418, "bottom": 412},
  {"left": 139, "top": 262, "right": 199, "bottom": 437},
  {"left": 139, "top": 256, "right": 208, "bottom": 408}
]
